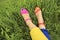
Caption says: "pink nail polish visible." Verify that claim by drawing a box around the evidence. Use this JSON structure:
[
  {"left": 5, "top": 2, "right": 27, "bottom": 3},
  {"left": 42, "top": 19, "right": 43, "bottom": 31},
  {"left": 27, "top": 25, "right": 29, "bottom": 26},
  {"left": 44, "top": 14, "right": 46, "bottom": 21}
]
[{"left": 20, "top": 8, "right": 28, "bottom": 14}]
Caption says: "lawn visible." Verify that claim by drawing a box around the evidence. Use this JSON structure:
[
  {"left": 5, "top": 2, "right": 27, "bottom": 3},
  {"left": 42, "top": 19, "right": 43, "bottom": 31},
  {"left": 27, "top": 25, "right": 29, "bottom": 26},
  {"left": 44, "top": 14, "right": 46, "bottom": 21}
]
[{"left": 0, "top": 0, "right": 60, "bottom": 40}]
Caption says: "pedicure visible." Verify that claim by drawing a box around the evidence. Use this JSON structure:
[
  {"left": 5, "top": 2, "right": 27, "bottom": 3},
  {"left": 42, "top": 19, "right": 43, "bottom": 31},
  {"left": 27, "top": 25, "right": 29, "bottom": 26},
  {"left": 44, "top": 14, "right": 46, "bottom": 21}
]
[
  {"left": 35, "top": 7, "right": 41, "bottom": 13},
  {"left": 21, "top": 8, "right": 28, "bottom": 14}
]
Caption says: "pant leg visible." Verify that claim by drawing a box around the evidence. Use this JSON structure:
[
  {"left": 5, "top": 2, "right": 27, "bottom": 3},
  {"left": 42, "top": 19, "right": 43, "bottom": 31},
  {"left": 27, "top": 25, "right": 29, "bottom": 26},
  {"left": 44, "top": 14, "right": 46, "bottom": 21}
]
[
  {"left": 30, "top": 27, "right": 48, "bottom": 40},
  {"left": 41, "top": 29, "right": 51, "bottom": 40}
]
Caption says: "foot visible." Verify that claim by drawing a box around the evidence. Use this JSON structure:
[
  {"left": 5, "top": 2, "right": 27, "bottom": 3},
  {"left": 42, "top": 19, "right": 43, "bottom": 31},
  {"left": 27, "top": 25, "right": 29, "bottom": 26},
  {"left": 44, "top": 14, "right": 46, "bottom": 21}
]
[
  {"left": 34, "top": 7, "right": 46, "bottom": 29},
  {"left": 20, "top": 8, "right": 32, "bottom": 24},
  {"left": 20, "top": 8, "right": 37, "bottom": 30}
]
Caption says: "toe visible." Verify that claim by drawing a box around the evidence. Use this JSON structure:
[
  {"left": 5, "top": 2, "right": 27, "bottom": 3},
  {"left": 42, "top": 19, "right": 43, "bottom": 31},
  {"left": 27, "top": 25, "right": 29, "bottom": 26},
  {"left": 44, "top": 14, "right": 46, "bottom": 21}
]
[
  {"left": 34, "top": 7, "right": 41, "bottom": 13},
  {"left": 20, "top": 8, "right": 28, "bottom": 14}
]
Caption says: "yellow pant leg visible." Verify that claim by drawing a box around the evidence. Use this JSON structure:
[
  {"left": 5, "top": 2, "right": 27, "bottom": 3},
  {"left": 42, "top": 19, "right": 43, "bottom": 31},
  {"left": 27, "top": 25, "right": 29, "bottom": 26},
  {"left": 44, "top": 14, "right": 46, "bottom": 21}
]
[{"left": 30, "top": 27, "right": 48, "bottom": 40}]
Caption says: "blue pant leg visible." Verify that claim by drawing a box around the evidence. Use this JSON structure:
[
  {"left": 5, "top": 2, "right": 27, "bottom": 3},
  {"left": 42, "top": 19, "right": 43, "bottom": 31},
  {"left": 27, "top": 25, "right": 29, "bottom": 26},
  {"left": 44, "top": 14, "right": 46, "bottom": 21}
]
[{"left": 41, "top": 29, "right": 51, "bottom": 40}]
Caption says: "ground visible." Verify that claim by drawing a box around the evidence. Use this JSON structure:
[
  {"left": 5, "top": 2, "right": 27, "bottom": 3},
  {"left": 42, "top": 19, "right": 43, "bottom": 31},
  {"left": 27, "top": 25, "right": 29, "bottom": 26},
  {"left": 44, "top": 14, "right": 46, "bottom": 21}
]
[{"left": 0, "top": 0, "right": 60, "bottom": 40}]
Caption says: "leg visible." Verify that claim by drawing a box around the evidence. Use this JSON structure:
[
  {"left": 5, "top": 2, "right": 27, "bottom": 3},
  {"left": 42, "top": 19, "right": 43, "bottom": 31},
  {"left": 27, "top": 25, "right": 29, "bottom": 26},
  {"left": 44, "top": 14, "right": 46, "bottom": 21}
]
[
  {"left": 20, "top": 8, "right": 37, "bottom": 30},
  {"left": 34, "top": 7, "right": 51, "bottom": 40},
  {"left": 34, "top": 7, "right": 46, "bottom": 29},
  {"left": 41, "top": 29, "right": 51, "bottom": 40},
  {"left": 20, "top": 8, "right": 48, "bottom": 40}
]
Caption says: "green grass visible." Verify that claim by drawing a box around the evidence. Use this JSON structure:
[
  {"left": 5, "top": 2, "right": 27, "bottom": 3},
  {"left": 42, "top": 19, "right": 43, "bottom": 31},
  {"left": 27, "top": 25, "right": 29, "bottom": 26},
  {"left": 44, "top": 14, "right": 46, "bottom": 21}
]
[{"left": 0, "top": 0, "right": 60, "bottom": 40}]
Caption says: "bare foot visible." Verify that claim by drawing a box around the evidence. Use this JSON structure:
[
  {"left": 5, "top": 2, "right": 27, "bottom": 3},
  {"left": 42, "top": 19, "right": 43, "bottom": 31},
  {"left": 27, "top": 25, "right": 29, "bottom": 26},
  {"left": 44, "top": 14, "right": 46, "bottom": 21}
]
[
  {"left": 20, "top": 8, "right": 37, "bottom": 30},
  {"left": 34, "top": 7, "right": 46, "bottom": 29}
]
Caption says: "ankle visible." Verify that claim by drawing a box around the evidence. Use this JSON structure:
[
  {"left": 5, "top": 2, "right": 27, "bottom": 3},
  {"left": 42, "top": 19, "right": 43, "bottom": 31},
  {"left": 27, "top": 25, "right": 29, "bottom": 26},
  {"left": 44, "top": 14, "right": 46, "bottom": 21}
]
[
  {"left": 26, "top": 20, "right": 32, "bottom": 25},
  {"left": 39, "top": 25, "right": 46, "bottom": 29},
  {"left": 26, "top": 21, "right": 37, "bottom": 30}
]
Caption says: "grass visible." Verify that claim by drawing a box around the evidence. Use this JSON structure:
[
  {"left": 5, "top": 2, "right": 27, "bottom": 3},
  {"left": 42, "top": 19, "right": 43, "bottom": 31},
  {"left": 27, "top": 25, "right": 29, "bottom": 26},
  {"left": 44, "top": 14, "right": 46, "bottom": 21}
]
[{"left": 0, "top": 0, "right": 60, "bottom": 40}]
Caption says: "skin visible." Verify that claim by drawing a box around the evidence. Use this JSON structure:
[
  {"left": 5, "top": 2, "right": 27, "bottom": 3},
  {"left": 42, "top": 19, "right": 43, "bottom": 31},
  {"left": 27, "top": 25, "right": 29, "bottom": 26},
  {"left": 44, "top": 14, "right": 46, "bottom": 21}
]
[
  {"left": 35, "top": 7, "right": 46, "bottom": 29},
  {"left": 20, "top": 7, "right": 46, "bottom": 30}
]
